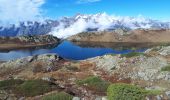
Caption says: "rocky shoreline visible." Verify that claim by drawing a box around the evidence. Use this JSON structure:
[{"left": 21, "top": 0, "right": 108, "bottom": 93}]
[
  {"left": 0, "top": 45, "right": 170, "bottom": 100},
  {"left": 0, "top": 35, "right": 60, "bottom": 51}
]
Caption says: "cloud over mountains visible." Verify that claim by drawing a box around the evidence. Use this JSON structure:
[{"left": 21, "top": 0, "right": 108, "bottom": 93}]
[
  {"left": 0, "top": 0, "right": 45, "bottom": 26},
  {"left": 50, "top": 13, "right": 170, "bottom": 38}
]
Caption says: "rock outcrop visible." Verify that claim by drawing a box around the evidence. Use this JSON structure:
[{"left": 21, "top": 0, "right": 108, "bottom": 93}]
[
  {"left": 0, "top": 35, "right": 60, "bottom": 50},
  {"left": 0, "top": 54, "right": 62, "bottom": 79}
]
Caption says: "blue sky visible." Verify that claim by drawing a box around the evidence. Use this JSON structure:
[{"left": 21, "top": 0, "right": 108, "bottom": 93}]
[
  {"left": 41, "top": 0, "right": 170, "bottom": 20},
  {"left": 0, "top": 0, "right": 169, "bottom": 24}
]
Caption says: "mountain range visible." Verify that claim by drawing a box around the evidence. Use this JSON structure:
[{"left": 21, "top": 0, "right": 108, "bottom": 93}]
[{"left": 0, "top": 13, "right": 170, "bottom": 38}]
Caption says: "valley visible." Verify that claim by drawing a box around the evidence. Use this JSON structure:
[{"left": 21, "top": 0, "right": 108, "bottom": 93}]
[
  {"left": 0, "top": 33, "right": 170, "bottom": 100},
  {"left": 0, "top": 13, "right": 170, "bottom": 100}
]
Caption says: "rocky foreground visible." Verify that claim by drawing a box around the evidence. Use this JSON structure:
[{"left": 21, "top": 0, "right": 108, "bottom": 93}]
[
  {"left": 0, "top": 45, "right": 170, "bottom": 100},
  {"left": 68, "top": 29, "right": 170, "bottom": 43},
  {"left": 0, "top": 35, "right": 60, "bottom": 51}
]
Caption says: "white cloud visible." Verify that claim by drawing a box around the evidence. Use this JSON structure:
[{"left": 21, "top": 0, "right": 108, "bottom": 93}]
[
  {"left": 50, "top": 19, "right": 88, "bottom": 38},
  {"left": 0, "top": 0, "right": 45, "bottom": 26},
  {"left": 50, "top": 13, "right": 115, "bottom": 38},
  {"left": 77, "top": 0, "right": 101, "bottom": 4}
]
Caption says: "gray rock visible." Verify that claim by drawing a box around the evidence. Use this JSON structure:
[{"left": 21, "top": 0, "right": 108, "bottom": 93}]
[
  {"left": 89, "top": 55, "right": 122, "bottom": 72},
  {"left": 165, "top": 91, "right": 170, "bottom": 99},
  {"left": 128, "top": 56, "right": 168, "bottom": 81},
  {"left": 0, "top": 54, "right": 62, "bottom": 75},
  {"left": 42, "top": 77, "right": 56, "bottom": 82},
  {"left": 73, "top": 97, "right": 81, "bottom": 100},
  {"left": 95, "top": 97, "right": 102, "bottom": 100},
  {"left": 0, "top": 90, "right": 8, "bottom": 100},
  {"left": 102, "top": 96, "right": 107, "bottom": 100},
  {"left": 114, "top": 28, "right": 131, "bottom": 36},
  {"left": 156, "top": 95, "right": 162, "bottom": 100}
]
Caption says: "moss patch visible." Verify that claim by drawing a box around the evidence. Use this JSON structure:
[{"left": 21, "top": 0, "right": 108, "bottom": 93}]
[
  {"left": 161, "top": 65, "right": 170, "bottom": 72},
  {"left": 15, "top": 80, "right": 53, "bottom": 97},
  {"left": 43, "top": 92, "right": 73, "bottom": 100}
]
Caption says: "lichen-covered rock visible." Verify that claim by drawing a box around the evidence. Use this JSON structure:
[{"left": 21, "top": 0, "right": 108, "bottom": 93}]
[
  {"left": 165, "top": 91, "right": 170, "bottom": 99},
  {"left": 0, "top": 54, "right": 62, "bottom": 77},
  {"left": 18, "top": 35, "right": 60, "bottom": 43},
  {"left": 0, "top": 90, "right": 8, "bottom": 100},
  {"left": 159, "top": 46, "right": 170, "bottom": 56},
  {"left": 89, "top": 55, "right": 123, "bottom": 72},
  {"left": 128, "top": 56, "right": 168, "bottom": 81},
  {"left": 73, "top": 97, "right": 81, "bottom": 100},
  {"left": 37, "top": 53, "right": 60, "bottom": 61}
]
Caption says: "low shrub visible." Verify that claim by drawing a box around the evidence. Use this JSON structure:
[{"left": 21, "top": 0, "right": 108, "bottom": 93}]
[
  {"left": 15, "top": 80, "right": 52, "bottom": 97},
  {"left": 76, "top": 76, "right": 110, "bottom": 92},
  {"left": 161, "top": 65, "right": 170, "bottom": 72},
  {"left": 107, "top": 83, "right": 161, "bottom": 100},
  {"left": 121, "top": 52, "right": 144, "bottom": 58},
  {"left": 0, "top": 79, "right": 24, "bottom": 90},
  {"left": 43, "top": 92, "right": 73, "bottom": 100}
]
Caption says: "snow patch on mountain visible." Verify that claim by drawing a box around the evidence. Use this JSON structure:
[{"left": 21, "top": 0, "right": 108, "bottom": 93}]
[{"left": 50, "top": 13, "right": 170, "bottom": 38}]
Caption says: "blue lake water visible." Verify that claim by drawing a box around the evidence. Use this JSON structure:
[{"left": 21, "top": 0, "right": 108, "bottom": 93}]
[{"left": 0, "top": 41, "right": 147, "bottom": 61}]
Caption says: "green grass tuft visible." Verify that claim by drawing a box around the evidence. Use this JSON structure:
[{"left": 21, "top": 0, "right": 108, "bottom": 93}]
[
  {"left": 0, "top": 79, "right": 24, "bottom": 90},
  {"left": 161, "top": 65, "right": 170, "bottom": 72},
  {"left": 76, "top": 76, "right": 110, "bottom": 92},
  {"left": 121, "top": 52, "right": 144, "bottom": 58}
]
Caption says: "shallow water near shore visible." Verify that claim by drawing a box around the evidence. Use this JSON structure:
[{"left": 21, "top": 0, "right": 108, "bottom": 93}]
[{"left": 0, "top": 41, "right": 148, "bottom": 61}]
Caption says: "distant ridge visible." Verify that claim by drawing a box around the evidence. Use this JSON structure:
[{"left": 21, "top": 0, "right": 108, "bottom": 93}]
[{"left": 0, "top": 13, "right": 170, "bottom": 38}]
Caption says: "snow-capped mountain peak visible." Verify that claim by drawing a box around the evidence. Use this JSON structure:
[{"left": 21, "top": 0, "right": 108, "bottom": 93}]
[{"left": 0, "top": 13, "right": 170, "bottom": 38}]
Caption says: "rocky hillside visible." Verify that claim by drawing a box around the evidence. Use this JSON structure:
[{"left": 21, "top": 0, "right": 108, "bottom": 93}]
[
  {"left": 68, "top": 29, "right": 170, "bottom": 43},
  {"left": 0, "top": 35, "right": 60, "bottom": 50},
  {"left": 0, "top": 45, "right": 170, "bottom": 100}
]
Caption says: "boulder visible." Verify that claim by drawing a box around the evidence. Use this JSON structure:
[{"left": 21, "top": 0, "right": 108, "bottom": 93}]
[{"left": 89, "top": 55, "right": 122, "bottom": 72}]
